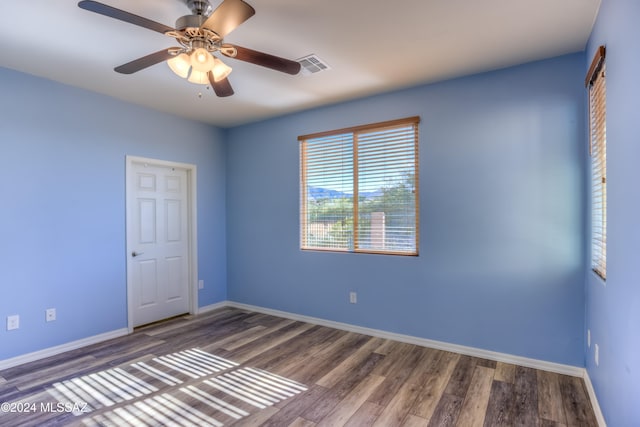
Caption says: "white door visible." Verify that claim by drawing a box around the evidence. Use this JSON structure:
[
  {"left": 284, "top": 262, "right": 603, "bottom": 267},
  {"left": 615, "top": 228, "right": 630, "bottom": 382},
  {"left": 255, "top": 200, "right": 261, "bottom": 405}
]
[{"left": 127, "top": 159, "right": 191, "bottom": 327}]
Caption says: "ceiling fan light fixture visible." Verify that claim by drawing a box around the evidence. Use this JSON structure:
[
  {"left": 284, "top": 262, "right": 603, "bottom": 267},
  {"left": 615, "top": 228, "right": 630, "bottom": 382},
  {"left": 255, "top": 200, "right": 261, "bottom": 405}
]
[
  {"left": 212, "top": 57, "right": 232, "bottom": 82},
  {"left": 190, "top": 47, "right": 215, "bottom": 72},
  {"left": 167, "top": 53, "right": 191, "bottom": 78},
  {"left": 78, "top": 0, "right": 303, "bottom": 97},
  {"left": 187, "top": 69, "right": 210, "bottom": 85}
]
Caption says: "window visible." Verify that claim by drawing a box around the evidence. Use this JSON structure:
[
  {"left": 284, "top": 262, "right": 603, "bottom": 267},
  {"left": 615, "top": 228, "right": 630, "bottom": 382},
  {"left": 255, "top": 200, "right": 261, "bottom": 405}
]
[
  {"left": 586, "top": 46, "right": 607, "bottom": 280},
  {"left": 299, "top": 116, "right": 419, "bottom": 255}
]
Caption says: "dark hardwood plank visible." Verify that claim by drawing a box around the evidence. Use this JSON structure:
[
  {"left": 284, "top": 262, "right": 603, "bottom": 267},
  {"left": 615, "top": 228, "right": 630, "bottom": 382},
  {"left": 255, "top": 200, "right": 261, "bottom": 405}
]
[
  {"left": 371, "top": 342, "right": 416, "bottom": 377},
  {"left": 303, "top": 352, "right": 385, "bottom": 422},
  {"left": 476, "top": 358, "right": 498, "bottom": 369},
  {"left": 229, "top": 405, "right": 279, "bottom": 426},
  {"left": 483, "top": 380, "right": 515, "bottom": 427},
  {"left": 367, "top": 345, "right": 426, "bottom": 407},
  {"left": 494, "top": 362, "right": 516, "bottom": 384},
  {"left": 427, "top": 393, "right": 464, "bottom": 426},
  {"left": 539, "top": 419, "right": 568, "bottom": 427},
  {"left": 248, "top": 325, "right": 336, "bottom": 372},
  {"left": 371, "top": 347, "right": 439, "bottom": 426},
  {"left": 344, "top": 401, "right": 384, "bottom": 426},
  {"left": 207, "top": 324, "right": 268, "bottom": 350},
  {"left": 288, "top": 417, "right": 318, "bottom": 427},
  {"left": 259, "top": 384, "right": 329, "bottom": 427},
  {"left": 373, "top": 339, "right": 397, "bottom": 356},
  {"left": 444, "top": 355, "right": 479, "bottom": 398},
  {"left": 316, "top": 337, "right": 386, "bottom": 388},
  {"left": 537, "top": 369, "right": 567, "bottom": 424},
  {"left": 221, "top": 318, "right": 296, "bottom": 351},
  {"left": 281, "top": 333, "right": 372, "bottom": 385},
  {"left": 317, "top": 374, "right": 386, "bottom": 427},
  {"left": 409, "top": 351, "right": 460, "bottom": 420},
  {"left": 558, "top": 374, "right": 598, "bottom": 427},
  {"left": 455, "top": 365, "right": 495, "bottom": 426},
  {"left": 9, "top": 355, "right": 98, "bottom": 393},
  {"left": 401, "top": 413, "right": 429, "bottom": 426},
  {"left": 224, "top": 321, "right": 315, "bottom": 364},
  {"left": 513, "top": 365, "right": 538, "bottom": 426}
]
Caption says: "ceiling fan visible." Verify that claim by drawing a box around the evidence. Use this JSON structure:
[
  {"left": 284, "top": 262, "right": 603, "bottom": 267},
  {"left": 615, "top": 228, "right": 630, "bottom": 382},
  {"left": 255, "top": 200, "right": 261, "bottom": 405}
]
[{"left": 77, "top": 0, "right": 302, "bottom": 97}]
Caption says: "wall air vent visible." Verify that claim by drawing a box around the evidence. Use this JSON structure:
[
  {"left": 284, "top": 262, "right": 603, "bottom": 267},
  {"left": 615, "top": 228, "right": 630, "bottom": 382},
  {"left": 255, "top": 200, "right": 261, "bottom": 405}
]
[{"left": 297, "top": 54, "right": 331, "bottom": 75}]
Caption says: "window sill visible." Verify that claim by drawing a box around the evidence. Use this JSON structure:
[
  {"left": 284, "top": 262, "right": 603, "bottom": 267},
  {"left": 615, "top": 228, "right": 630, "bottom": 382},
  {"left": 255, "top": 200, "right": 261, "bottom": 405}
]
[{"left": 301, "top": 247, "right": 418, "bottom": 257}]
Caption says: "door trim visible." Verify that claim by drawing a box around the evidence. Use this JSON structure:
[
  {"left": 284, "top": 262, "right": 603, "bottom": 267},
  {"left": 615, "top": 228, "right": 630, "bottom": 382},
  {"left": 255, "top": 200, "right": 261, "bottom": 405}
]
[{"left": 125, "top": 155, "right": 198, "bottom": 332}]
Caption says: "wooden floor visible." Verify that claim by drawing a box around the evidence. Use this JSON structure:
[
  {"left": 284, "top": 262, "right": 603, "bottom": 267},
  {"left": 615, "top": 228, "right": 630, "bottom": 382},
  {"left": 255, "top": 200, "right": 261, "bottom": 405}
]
[{"left": 0, "top": 307, "right": 597, "bottom": 426}]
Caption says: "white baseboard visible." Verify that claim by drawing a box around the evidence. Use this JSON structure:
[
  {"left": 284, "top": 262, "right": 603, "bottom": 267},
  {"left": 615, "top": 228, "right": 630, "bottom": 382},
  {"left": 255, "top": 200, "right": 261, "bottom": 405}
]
[
  {"left": 226, "top": 301, "right": 584, "bottom": 377},
  {"left": 0, "top": 328, "right": 129, "bottom": 371},
  {"left": 196, "top": 301, "right": 228, "bottom": 315},
  {"left": 583, "top": 370, "right": 607, "bottom": 427}
]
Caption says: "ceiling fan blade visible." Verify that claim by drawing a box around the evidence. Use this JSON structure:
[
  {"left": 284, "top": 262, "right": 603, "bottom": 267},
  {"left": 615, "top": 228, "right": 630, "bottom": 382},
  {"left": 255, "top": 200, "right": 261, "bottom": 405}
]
[
  {"left": 78, "top": 1, "right": 174, "bottom": 34},
  {"left": 200, "top": 0, "right": 255, "bottom": 37},
  {"left": 225, "top": 45, "right": 301, "bottom": 75},
  {"left": 208, "top": 72, "right": 235, "bottom": 97},
  {"left": 114, "top": 49, "right": 175, "bottom": 74}
]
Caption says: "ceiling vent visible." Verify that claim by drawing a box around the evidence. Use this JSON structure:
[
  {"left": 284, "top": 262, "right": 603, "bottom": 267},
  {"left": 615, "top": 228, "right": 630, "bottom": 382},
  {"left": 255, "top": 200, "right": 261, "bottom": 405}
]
[{"left": 297, "top": 54, "right": 331, "bottom": 75}]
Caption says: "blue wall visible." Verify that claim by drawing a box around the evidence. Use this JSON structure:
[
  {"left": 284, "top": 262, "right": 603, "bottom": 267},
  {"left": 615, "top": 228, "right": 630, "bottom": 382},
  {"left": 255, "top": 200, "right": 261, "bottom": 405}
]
[
  {"left": 0, "top": 68, "right": 227, "bottom": 360},
  {"left": 226, "top": 53, "right": 587, "bottom": 366},
  {"left": 585, "top": 0, "right": 640, "bottom": 425}
]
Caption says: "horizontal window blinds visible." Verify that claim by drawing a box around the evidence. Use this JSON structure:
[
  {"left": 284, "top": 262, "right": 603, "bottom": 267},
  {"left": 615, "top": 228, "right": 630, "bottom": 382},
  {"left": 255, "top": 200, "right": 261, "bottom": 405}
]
[
  {"left": 587, "top": 47, "right": 607, "bottom": 280},
  {"left": 300, "top": 117, "right": 419, "bottom": 255},
  {"left": 301, "top": 133, "right": 354, "bottom": 250}
]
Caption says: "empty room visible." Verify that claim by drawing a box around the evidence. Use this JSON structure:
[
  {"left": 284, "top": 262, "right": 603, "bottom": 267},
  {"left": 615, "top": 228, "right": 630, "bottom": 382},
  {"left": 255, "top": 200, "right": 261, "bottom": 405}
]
[{"left": 1, "top": 0, "right": 638, "bottom": 426}]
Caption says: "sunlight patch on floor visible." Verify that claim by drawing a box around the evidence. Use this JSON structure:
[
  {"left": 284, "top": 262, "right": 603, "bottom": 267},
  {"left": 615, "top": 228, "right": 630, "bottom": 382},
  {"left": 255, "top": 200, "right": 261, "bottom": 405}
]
[{"left": 43, "top": 348, "right": 307, "bottom": 426}]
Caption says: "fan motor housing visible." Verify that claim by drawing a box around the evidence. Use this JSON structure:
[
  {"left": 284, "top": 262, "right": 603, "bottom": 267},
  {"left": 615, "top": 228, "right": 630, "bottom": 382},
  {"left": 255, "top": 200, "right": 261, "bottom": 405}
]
[{"left": 175, "top": 14, "right": 207, "bottom": 30}]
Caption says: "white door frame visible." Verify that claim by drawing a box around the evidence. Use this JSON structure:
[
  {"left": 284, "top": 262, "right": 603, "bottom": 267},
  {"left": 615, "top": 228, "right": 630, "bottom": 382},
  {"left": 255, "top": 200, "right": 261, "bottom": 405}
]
[{"left": 125, "top": 155, "right": 198, "bottom": 332}]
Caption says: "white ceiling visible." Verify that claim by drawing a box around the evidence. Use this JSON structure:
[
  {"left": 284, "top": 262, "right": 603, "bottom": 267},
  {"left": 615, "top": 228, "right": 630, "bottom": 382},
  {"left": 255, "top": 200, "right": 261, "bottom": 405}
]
[{"left": 0, "top": 0, "right": 600, "bottom": 127}]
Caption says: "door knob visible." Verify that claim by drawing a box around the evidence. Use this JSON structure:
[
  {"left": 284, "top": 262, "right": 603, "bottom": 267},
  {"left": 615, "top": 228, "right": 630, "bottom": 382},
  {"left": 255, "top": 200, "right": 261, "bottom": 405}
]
[{"left": 132, "top": 251, "right": 144, "bottom": 257}]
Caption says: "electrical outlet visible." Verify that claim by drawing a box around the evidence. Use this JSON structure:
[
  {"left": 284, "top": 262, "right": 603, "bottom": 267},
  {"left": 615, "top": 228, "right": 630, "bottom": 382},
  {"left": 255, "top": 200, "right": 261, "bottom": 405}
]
[
  {"left": 595, "top": 343, "right": 599, "bottom": 366},
  {"left": 198, "top": 280, "right": 204, "bottom": 290},
  {"left": 349, "top": 291, "right": 357, "bottom": 304},
  {"left": 46, "top": 308, "right": 56, "bottom": 322},
  {"left": 7, "top": 315, "right": 19, "bottom": 331}
]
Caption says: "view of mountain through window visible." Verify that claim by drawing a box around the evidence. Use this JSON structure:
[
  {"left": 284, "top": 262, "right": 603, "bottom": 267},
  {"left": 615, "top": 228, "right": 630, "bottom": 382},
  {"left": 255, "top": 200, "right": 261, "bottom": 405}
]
[{"left": 299, "top": 117, "right": 419, "bottom": 255}]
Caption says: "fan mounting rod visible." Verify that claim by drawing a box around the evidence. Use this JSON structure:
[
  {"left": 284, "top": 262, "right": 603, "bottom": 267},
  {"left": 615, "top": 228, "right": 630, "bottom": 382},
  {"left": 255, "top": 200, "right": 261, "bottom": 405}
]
[{"left": 184, "top": 0, "right": 212, "bottom": 16}]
